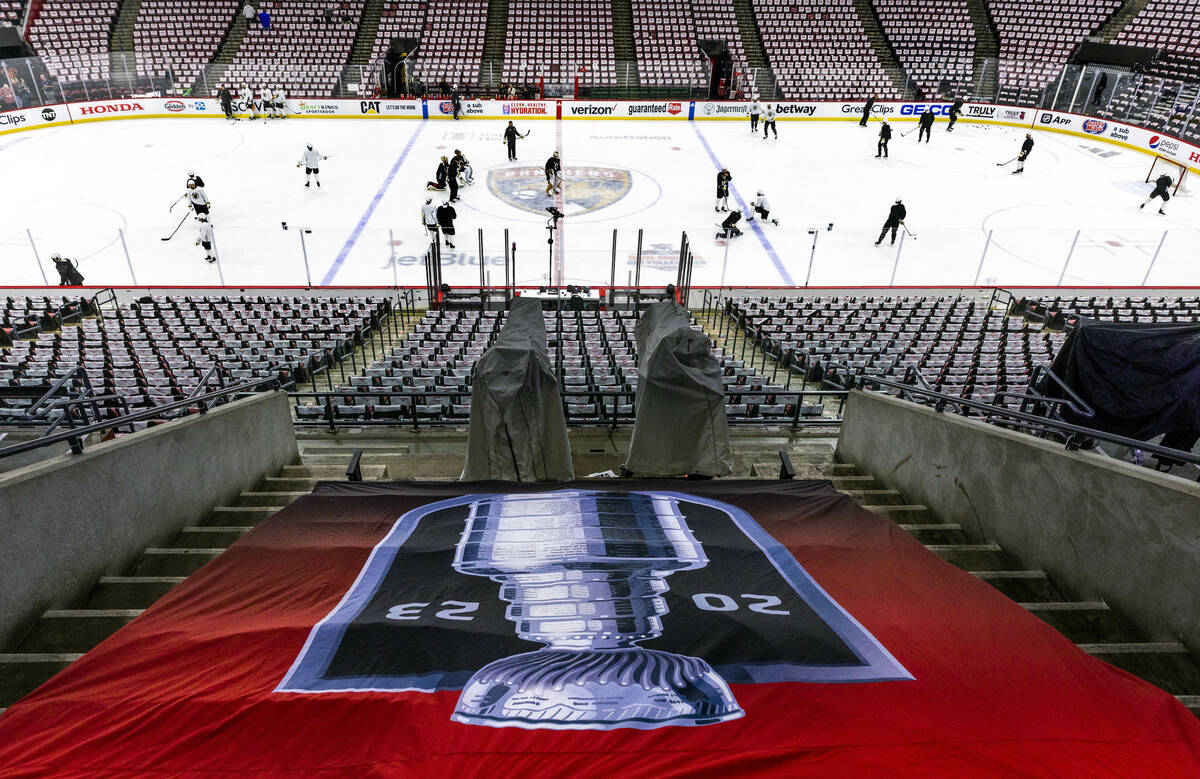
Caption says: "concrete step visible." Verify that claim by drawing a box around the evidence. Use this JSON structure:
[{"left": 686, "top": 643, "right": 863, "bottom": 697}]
[
  {"left": 971, "top": 570, "right": 1064, "bottom": 602},
  {"left": 842, "top": 489, "right": 906, "bottom": 506},
  {"left": 1178, "top": 695, "right": 1200, "bottom": 717},
  {"left": 859, "top": 504, "right": 936, "bottom": 522},
  {"left": 829, "top": 475, "right": 879, "bottom": 489},
  {"left": 1079, "top": 643, "right": 1200, "bottom": 696},
  {"left": 87, "top": 576, "right": 185, "bottom": 609},
  {"left": 276, "top": 464, "right": 387, "bottom": 479},
  {"left": 208, "top": 507, "right": 280, "bottom": 527},
  {"left": 0, "top": 654, "right": 83, "bottom": 708},
  {"left": 172, "top": 527, "right": 253, "bottom": 549},
  {"left": 132, "top": 549, "right": 223, "bottom": 577},
  {"left": 300, "top": 445, "right": 413, "bottom": 457},
  {"left": 1020, "top": 602, "right": 1135, "bottom": 644},
  {"left": 18, "top": 610, "right": 142, "bottom": 654},
  {"left": 927, "top": 543, "right": 1012, "bottom": 571},
  {"left": 260, "top": 476, "right": 324, "bottom": 491},
  {"left": 898, "top": 523, "right": 970, "bottom": 545},
  {"left": 235, "top": 492, "right": 307, "bottom": 508},
  {"left": 318, "top": 455, "right": 463, "bottom": 479}
]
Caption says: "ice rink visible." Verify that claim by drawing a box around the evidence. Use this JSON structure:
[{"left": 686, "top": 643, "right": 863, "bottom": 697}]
[{"left": 2, "top": 114, "right": 1197, "bottom": 289}]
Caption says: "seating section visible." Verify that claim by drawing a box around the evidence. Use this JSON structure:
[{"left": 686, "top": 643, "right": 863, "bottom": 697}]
[
  {"left": 632, "top": 0, "right": 702, "bottom": 87},
  {"left": 132, "top": 0, "right": 240, "bottom": 90},
  {"left": 366, "top": 0, "right": 425, "bottom": 92},
  {"left": 727, "top": 294, "right": 1200, "bottom": 407},
  {"left": 752, "top": 0, "right": 898, "bottom": 100},
  {"left": 692, "top": 0, "right": 750, "bottom": 80},
  {"left": 224, "top": 0, "right": 364, "bottom": 97},
  {"left": 1114, "top": 0, "right": 1200, "bottom": 75},
  {"left": 296, "top": 308, "right": 824, "bottom": 425},
  {"left": 872, "top": 0, "right": 975, "bottom": 99},
  {"left": 991, "top": 0, "right": 1121, "bottom": 104},
  {"left": 408, "top": 0, "right": 487, "bottom": 92},
  {"left": 1, "top": 0, "right": 27, "bottom": 28},
  {"left": 0, "top": 296, "right": 387, "bottom": 423},
  {"left": 26, "top": 0, "right": 118, "bottom": 83},
  {"left": 502, "top": 0, "right": 616, "bottom": 89}
]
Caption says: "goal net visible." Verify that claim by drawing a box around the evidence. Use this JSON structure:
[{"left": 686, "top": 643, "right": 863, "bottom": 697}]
[{"left": 1146, "top": 155, "right": 1189, "bottom": 196}]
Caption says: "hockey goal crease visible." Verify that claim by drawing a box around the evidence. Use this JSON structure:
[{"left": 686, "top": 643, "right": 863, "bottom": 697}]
[{"left": 1145, "top": 155, "right": 1190, "bottom": 196}]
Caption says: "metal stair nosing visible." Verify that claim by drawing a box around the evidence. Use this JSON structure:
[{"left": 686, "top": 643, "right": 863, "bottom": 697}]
[
  {"left": 479, "top": 0, "right": 511, "bottom": 88},
  {"left": 731, "top": 0, "right": 776, "bottom": 97},
  {"left": 851, "top": 0, "right": 912, "bottom": 99},
  {"left": 964, "top": 0, "right": 1000, "bottom": 100},
  {"left": 341, "top": 0, "right": 386, "bottom": 94},
  {"left": 1094, "top": 0, "right": 1152, "bottom": 44},
  {"left": 108, "top": 0, "right": 144, "bottom": 82}
]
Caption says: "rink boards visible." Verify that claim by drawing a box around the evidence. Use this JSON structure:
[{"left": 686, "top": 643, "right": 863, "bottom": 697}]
[{"left": 3, "top": 96, "right": 1199, "bottom": 176}]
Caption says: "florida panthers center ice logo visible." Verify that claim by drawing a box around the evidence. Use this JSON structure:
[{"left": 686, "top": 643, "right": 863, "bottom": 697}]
[
  {"left": 277, "top": 490, "right": 911, "bottom": 731},
  {"left": 487, "top": 165, "right": 632, "bottom": 216}
]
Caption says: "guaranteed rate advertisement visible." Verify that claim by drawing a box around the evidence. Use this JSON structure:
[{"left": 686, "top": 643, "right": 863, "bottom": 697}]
[{"left": 0, "top": 480, "right": 1196, "bottom": 775}]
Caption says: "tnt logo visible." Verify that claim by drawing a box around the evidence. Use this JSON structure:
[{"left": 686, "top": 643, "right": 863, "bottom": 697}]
[{"left": 41, "top": 108, "right": 57, "bottom": 121}]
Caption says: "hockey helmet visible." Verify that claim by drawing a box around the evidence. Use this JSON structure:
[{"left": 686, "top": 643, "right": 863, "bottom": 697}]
[
  {"left": 51, "top": 253, "right": 62, "bottom": 260},
  {"left": 756, "top": 190, "right": 764, "bottom": 196},
  {"left": 187, "top": 180, "right": 197, "bottom": 188},
  {"left": 553, "top": 150, "right": 560, "bottom": 157},
  {"left": 197, "top": 214, "right": 208, "bottom": 222},
  {"left": 307, "top": 143, "right": 313, "bottom": 150},
  {"left": 895, "top": 197, "right": 903, "bottom": 203}
]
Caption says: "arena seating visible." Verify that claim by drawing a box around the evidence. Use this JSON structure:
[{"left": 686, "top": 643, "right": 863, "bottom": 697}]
[
  {"left": 132, "top": 0, "right": 240, "bottom": 91},
  {"left": 751, "top": 0, "right": 898, "bottom": 100},
  {"left": 26, "top": 0, "right": 119, "bottom": 84},
  {"left": 224, "top": 0, "right": 364, "bottom": 97},
  {"left": 691, "top": 0, "right": 750, "bottom": 79},
  {"left": 871, "top": 0, "right": 975, "bottom": 99},
  {"left": 0, "top": 296, "right": 388, "bottom": 423},
  {"left": 407, "top": 0, "right": 488, "bottom": 92},
  {"left": 502, "top": 0, "right": 616, "bottom": 90},
  {"left": 1114, "top": 0, "right": 1200, "bottom": 70},
  {"left": 631, "top": 0, "right": 703, "bottom": 88},
  {"left": 366, "top": 0, "right": 425, "bottom": 92},
  {"left": 299, "top": 308, "right": 823, "bottom": 425},
  {"left": 1, "top": 0, "right": 26, "bottom": 28},
  {"left": 990, "top": 0, "right": 1122, "bottom": 105}
]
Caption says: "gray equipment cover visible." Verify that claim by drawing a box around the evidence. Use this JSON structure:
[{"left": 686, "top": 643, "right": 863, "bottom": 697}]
[
  {"left": 461, "top": 298, "right": 575, "bottom": 481},
  {"left": 625, "top": 300, "right": 732, "bottom": 477}
]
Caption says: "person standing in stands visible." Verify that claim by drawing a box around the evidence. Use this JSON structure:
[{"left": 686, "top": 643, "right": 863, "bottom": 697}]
[
  {"left": 242, "top": 3, "right": 257, "bottom": 30},
  {"left": 258, "top": 5, "right": 272, "bottom": 30},
  {"left": 860, "top": 94, "right": 876, "bottom": 127}
]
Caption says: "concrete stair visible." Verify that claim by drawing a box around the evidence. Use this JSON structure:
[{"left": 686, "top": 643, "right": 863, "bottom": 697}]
[
  {"left": 108, "top": 0, "right": 143, "bottom": 86},
  {"left": 1094, "top": 0, "right": 1151, "bottom": 42},
  {"left": 480, "top": 0, "right": 510, "bottom": 92},
  {"left": 964, "top": 0, "right": 999, "bottom": 101},
  {"left": 340, "top": 0, "right": 386, "bottom": 96},
  {"left": 610, "top": 0, "right": 639, "bottom": 92},
  {"left": 731, "top": 0, "right": 777, "bottom": 98},
  {"left": 829, "top": 455, "right": 1200, "bottom": 717},
  {"left": 200, "top": 8, "right": 250, "bottom": 96},
  {"left": 0, "top": 454, "right": 387, "bottom": 709},
  {"left": 850, "top": 0, "right": 911, "bottom": 99}
]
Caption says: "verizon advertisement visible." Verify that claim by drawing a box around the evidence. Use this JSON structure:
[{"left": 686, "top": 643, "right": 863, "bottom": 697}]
[
  {"left": 563, "top": 101, "right": 688, "bottom": 119},
  {"left": 0, "top": 103, "right": 72, "bottom": 134}
]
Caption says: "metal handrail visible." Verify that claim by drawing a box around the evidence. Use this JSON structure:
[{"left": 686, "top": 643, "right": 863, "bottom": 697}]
[
  {"left": 856, "top": 375, "right": 1200, "bottom": 468},
  {"left": 0, "top": 376, "right": 284, "bottom": 460}
]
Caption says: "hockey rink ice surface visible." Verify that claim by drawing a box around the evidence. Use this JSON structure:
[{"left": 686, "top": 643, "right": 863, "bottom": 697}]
[{"left": 1, "top": 116, "right": 1198, "bottom": 289}]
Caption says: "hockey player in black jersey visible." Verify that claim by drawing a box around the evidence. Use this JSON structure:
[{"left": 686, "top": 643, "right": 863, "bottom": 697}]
[
  {"left": 860, "top": 94, "right": 876, "bottom": 127},
  {"left": 875, "top": 198, "right": 907, "bottom": 245},
  {"left": 715, "top": 168, "right": 731, "bottom": 211},
  {"left": 436, "top": 200, "right": 457, "bottom": 248},
  {"left": 876, "top": 119, "right": 892, "bottom": 158},
  {"left": 1140, "top": 173, "right": 1173, "bottom": 215},
  {"left": 947, "top": 97, "right": 964, "bottom": 131},
  {"left": 503, "top": 121, "right": 527, "bottom": 161},
  {"left": 427, "top": 156, "right": 449, "bottom": 191},
  {"left": 1014, "top": 133, "right": 1034, "bottom": 174},
  {"left": 187, "top": 170, "right": 205, "bottom": 189},
  {"left": 446, "top": 155, "right": 460, "bottom": 202},
  {"left": 716, "top": 209, "right": 744, "bottom": 240},
  {"left": 917, "top": 108, "right": 934, "bottom": 143},
  {"left": 545, "top": 151, "right": 562, "bottom": 195}
]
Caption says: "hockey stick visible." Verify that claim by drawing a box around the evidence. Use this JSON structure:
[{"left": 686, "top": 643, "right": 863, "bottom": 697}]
[
  {"left": 995, "top": 157, "right": 1017, "bottom": 167},
  {"left": 902, "top": 127, "right": 917, "bottom": 137},
  {"left": 160, "top": 210, "right": 192, "bottom": 241},
  {"left": 168, "top": 194, "right": 186, "bottom": 213},
  {"left": 901, "top": 223, "right": 917, "bottom": 240}
]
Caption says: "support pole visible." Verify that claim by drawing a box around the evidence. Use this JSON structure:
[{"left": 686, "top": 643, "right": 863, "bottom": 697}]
[
  {"left": 889, "top": 231, "right": 906, "bottom": 286},
  {"left": 973, "top": 229, "right": 993, "bottom": 286},
  {"left": 298, "top": 229, "right": 313, "bottom": 287},
  {"left": 118, "top": 228, "right": 137, "bottom": 285},
  {"left": 388, "top": 229, "right": 398, "bottom": 290},
  {"left": 26, "top": 229, "right": 49, "bottom": 285}
]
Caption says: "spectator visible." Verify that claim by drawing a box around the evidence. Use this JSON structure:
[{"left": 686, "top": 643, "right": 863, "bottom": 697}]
[
  {"left": 242, "top": 3, "right": 256, "bottom": 30},
  {"left": 258, "top": 6, "right": 271, "bottom": 30},
  {"left": 0, "top": 81, "right": 14, "bottom": 110}
]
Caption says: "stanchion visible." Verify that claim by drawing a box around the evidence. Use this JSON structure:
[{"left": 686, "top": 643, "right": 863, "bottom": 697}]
[
  {"left": 118, "top": 228, "right": 138, "bottom": 285},
  {"left": 1141, "top": 230, "right": 1168, "bottom": 286},
  {"left": 888, "top": 230, "right": 906, "bottom": 286},
  {"left": 1057, "top": 230, "right": 1080, "bottom": 286},
  {"left": 26, "top": 229, "right": 49, "bottom": 285}
]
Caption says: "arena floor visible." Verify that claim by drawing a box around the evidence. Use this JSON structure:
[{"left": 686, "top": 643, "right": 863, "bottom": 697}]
[{"left": 2, "top": 116, "right": 1197, "bottom": 289}]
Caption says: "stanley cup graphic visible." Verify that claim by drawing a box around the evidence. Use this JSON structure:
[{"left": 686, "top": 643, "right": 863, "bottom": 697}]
[{"left": 451, "top": 490, "right": 743, "bottom": 729}]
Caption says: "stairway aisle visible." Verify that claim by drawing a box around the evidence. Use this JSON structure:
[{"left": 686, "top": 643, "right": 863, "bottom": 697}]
[
  {"left": 849, "top": 0, "right": 911, "bottom": 99},
  {"left": 480, "top": 0, "right": 510, "bottom": 93},
  {"left": 964, "top": 0, "right": 999, "bottom": 101},
  {"left": 0, "top": 458, "right": 388, "bottom": 711},
  {"left": 821, "top": 455, "right": 1200, "bottom": 719},
  {"left": 108, "top": 0, "right": 144, "bottom": 89},
  {"left": 341, "top": 0, "right": 387, "bottom": 95},
  {"left": 609, "top": 0, "right": 639, "bottom": 93},
  {"left": 730, "top": 0, "right": 776, "bottom": 98},
  {"left": 201, "top": 7, "right": 250, "bottom": 96}
]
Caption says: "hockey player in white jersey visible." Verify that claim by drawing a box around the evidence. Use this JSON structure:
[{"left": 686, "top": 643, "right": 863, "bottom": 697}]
[
  {"left": 240, "top": 84, "right": 255, "bottom": 120},
  {"left": 272, "top": 85, "right": 287, "bottom": 118},
  {"left": 195, "top": 214, "right": 216, "bottom": 263},
  {"left": 259, "top": 85, "right": 273, "bottom": 119},
  {"left": 746, "top": 191, "right": 780, "bottom": 226},
  {"left": 421, "top": 197, "right": 440, "bottom": 244},
  {"left": 296, "top": 143, "right": 327, "bottom": 188},
  {"left": 185, "top": 180, "right": 210, "bottom": 216}
]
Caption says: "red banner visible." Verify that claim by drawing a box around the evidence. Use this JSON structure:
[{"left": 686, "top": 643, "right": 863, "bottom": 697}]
[{"left": 0, "top": 481, "right": 1196, "bottom": 776}]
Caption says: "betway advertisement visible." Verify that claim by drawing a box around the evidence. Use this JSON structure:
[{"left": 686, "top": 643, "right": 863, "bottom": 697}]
[{"left": 0, "top": 103, "right": 72, "bottom": 134}]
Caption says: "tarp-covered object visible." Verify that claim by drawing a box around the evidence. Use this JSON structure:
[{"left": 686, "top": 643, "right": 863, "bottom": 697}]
[
  {"left": 625, "top": 300, "right": 732, "bottom": 476},
  {"left": 461, "top": 297, "right": 573, "bottom": 481},
  {"left": 0, "top": 480, "right": 1198, "bottom": 775},
  {"left": 1049, "top": 320, "right": 1200, "bottom": 441}
]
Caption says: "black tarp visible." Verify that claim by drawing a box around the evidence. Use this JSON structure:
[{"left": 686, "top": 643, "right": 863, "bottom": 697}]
[{"left": 1049, "top": 320, "right": 1200, "bottom": 443}]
